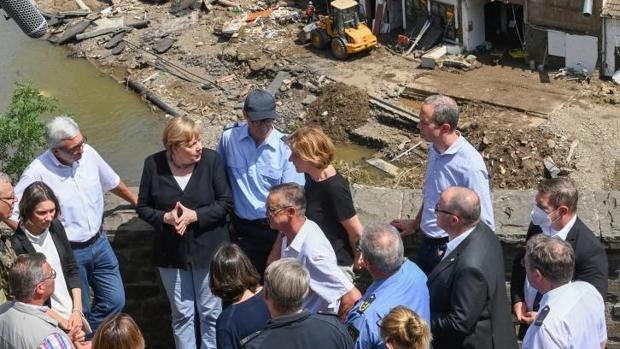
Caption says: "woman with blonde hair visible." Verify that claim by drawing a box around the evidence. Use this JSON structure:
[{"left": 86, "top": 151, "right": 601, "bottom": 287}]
[
  {"left": 92, "top": 313, "right": 145, "bottom": 349},
  {"left": 136, "top": 116, "right": 233, "bottom": 348},
  {"left": 284, "top": 127, "right": 363, "bottom": 279},
  {"left": 380, "top": 306, "right": 431, "bottom": 349}
]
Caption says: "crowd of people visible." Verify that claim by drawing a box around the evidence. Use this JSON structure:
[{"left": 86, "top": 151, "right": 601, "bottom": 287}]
[{"left": 0, "top": 89, "right": 610, "bottom": 349}]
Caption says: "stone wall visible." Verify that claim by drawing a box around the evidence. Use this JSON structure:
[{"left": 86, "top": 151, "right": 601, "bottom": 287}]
[{"left": 104, "top": 186, "right": 620, "bottom": 348}]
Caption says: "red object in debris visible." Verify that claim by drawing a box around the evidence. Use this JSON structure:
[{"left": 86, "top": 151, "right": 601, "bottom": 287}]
[
  {"left": 397, "top": 34, "right": 410, "bottom": 45},
  {"left": 247, "top": 8, "right": 273, "bottom": 22}
]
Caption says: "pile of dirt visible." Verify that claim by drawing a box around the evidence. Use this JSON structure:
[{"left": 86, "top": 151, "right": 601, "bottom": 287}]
[
  {"left": 463, "top": 123, "right": 572, "bottom": 189},
  {"left": 305, "top": 82, "right": 370, "bottom": 142}
]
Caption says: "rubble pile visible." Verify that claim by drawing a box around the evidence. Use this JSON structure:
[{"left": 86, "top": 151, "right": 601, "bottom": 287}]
[
  {"left": 305, "top": 82, "right": 370, "bottom": 141},
  {"left": 463, "top": 124, "right": 572, "bottom": 189}
]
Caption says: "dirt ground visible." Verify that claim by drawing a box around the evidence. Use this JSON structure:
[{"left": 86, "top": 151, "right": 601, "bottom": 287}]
[{"left": 38, "top": 0, "right": 620, "bottom": 191}]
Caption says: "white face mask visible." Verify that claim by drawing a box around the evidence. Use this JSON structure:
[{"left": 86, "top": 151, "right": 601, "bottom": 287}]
[{"left": 530, "top": 205, "right": 558, "bottom": 235}]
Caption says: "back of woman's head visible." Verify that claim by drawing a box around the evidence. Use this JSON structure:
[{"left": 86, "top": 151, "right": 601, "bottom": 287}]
[
  {"left": 287, "top": 127, "right": 335, "bottom": 170},
  {"left": 380, "top": 306, "right": 431, "bottom": 349},
  {"left": 209, "top": 243, "right": 260, "bottom": 303},
  {"left": 92, "top": 313, "right": 145, "bottom": 349}
]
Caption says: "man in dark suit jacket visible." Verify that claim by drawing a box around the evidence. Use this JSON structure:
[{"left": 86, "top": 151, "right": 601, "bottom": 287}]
[
  {"left": 511, "top": 177, "right": 608, "bottom": 338},
  {"left": 427, "top": 186, "right": 517, "bottom": 349}
]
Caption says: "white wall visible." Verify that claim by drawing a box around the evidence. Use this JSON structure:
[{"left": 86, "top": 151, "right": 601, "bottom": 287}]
[
  {"left": 547, "top": 30, "right": 598, "bottom": 74},
  {"left": 603, "top": 18, "right": 620, "bottom": 77},
  {"left": 461, "top": 0, "right": 486, "bottom": 50}
]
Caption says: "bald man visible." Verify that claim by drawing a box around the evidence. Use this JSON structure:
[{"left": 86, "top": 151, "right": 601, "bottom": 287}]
[{"left": 426, "top": 186, "right": 516, "bottom": 349}]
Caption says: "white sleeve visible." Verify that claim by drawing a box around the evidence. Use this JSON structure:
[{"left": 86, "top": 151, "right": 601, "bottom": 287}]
[
  {"left": 306, "top": 248, "right": 353, "bottom": 305},
  {"left": 88, "top": 145, "right": 120, "bottom": 191}
]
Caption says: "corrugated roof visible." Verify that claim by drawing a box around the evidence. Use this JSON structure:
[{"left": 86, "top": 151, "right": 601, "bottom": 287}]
[{"left": 602, "top": 0, "right": 620, "bottom": 18}]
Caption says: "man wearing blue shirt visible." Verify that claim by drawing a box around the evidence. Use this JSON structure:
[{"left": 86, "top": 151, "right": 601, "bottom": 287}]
[
  {"left": 391, "top": 95, "right": 494, "bottom": 275},
  {"left": 217, "top": 89, "right": 304, "bottom": 274},
  {"left": 346, "top": 223, "right": 429, "bottom": 349}
]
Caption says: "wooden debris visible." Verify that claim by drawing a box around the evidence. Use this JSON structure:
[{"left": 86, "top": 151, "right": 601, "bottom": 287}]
[
  {"left": 247, "top": 8, "right": 273, "bottom": 22},
  {"left": 111, "top": 41, "right": 126, "bottom": 55},
  {"left": 543, "top": 156, "right": 561, "bottom": 178},
  {"left": 566, "top": 140, "right": 579, "bottom": 163},
  {"left": 57, "top": 19, "right": 92, "bottom": 44},
  {"left": 391, "top": 141, "right": 423, "bottom": 162},
  {"left": 76, "top": 25, "right": 126, "bottom": 40},
  {"left": 267, "top": 71, "right": 291, "bottom": 96},
  {"left": 126, "top": 78, "right": 184, "bottom": 116},
  {"left": 104, "top": 31, "right": 126, "bottom": 49},
  {"left": 366, "top": 158, "right": 400, "bottom": 177},
  {"left": 421, "top": 45, "right": 447, "bottom": 69}
]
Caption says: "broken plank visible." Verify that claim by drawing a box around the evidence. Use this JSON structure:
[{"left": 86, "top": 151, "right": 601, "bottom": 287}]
[
  {"left": 366, "top": 158, "right": 400, "bottom": 177},
  {"left": 57, "top": 19, "right": 92, "bottom": 44},
  {"left": 76, "top": 25, "right": 126, "bottom": 40},
  {"left": 267, "top": 71, "right": 291, "bottom": 97}
]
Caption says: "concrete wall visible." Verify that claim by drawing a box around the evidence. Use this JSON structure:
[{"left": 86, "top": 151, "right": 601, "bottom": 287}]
[
  {"left": 526, "top": 0, "right": 602, "bottom": 34},
  {"left": 104, "top": 187, "right": 620, "bottom": 348},
  {"left": 603, "top": 18, "right": 620, "bottom": 77}
]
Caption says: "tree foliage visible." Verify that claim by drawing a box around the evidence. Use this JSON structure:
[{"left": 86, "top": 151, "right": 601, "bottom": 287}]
[{"left": 0, "top": 83, "right": 57, "bottom": 181}]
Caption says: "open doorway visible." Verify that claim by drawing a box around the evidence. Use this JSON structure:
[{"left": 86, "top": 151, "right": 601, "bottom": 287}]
[{"left": 484, "top": 2, "right": 523, "bottom": 49}]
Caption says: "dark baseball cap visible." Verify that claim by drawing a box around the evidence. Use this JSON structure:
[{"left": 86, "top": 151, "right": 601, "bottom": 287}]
[{"left": 244, "top": 89, "right": 277, "bottom": 121}]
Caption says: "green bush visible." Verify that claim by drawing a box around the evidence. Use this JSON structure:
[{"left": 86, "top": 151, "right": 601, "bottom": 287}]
[{"left": 0, "top": 83, "right": 57, "bottom": 181}]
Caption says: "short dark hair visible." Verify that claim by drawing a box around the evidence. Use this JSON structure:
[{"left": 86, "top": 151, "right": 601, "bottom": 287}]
[
  {"left": 268, "top": 183, "right": 306, "bottom": 216},
  {"left": 209, "top": 243, "right": 260, "bottom": 303},
  {"left": 537, "top": 177, "right": 578, "bottom": 213},
  {"left": 19, "top": 181, "right": 60, "bottom": 223}
]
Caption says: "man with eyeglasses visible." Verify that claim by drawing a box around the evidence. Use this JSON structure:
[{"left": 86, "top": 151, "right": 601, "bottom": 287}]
[
  {"left": 345, "top": 222, "right": 429, "bottom": 349},
  {"left": 0, "top": 252, "right": 89, "bottom": 348},
  {"left": 510, "top": 177, "right": 607, "bottom": 339},
  {"left": 217, "top": 89, "right": 304, "bottom": 275},
  {"left": 7, "top": 115, "right": 137, "bottom": 335},
  {"left": 0, "top": 172, "right": 17, "bottom": 304},
  {"left": 265, "top": 183, "right": 360, "bottom": 319},
  {"left": 390, "top": 95, "right": 494, "bottom": 275},
  {"left": 427, "top": 186, "right": 516, "bottom": 349}
]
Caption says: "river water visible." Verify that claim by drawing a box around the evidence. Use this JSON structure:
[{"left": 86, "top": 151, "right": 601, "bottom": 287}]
[{"left": 0, "top": 19, "right": 165, "bottom": 185}]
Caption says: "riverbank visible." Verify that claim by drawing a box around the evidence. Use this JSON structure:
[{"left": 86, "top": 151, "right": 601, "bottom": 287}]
[{"left": 30, "top": 0, "right": 620, "bottom": 191}]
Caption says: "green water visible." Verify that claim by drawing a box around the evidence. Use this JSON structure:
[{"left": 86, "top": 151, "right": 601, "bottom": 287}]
[{"left": 0, "top": 19, "right": 165, "bottom": 185}]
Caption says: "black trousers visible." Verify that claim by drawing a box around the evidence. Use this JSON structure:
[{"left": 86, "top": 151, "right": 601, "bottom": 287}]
[
  {"left": 415, "top": 234, "right": 449, "bottom": 275},
  {"left": 231, "top": 216, "right": 278, "bottom": 275}
]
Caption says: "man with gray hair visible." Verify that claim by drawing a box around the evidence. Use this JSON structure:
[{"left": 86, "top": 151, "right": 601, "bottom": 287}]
[
  {"left": 522, "top": 234, "right": 607, "bottom": 348},
  {"left": 345, "top": 223, "right": 429, "bottom": 348},
  {"left": 427, "top": 186, "right": 516, "bottom": 349},
  {"left": 242, "top": 258, "right": 353, "bottom": 349},
  {"left": 0, "top": 252, "right": 88, "bottom": 348},
  {"left": 391, "top": 95, "right": 494, "bottom": 275},
  {"left": 7, "top": 115, "right": 137, "bottom": 334},
  {"left": 265, "top": 183, "right": 360, "bottom": 318},
  {"left": 511, "top": 177, "right": 607, "bottom": 338},
  {"left": 0, "top": 173, "right": 17, "bottom": 303}
]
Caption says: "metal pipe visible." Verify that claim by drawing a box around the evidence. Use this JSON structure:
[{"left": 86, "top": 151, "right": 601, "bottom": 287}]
[{"left": 583, "top": 0, "right": 592, "bottom": 17}]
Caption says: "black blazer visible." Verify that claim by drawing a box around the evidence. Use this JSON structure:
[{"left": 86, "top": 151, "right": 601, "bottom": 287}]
[
  {"left": 10, "top": 219, "right": 81, "bottom": 308},
  {"left": 510, "top": 217, "right": 608, "bottom": 304},
  {"left": 427, "top": 222, "right": 518, "bottom": 349},
  {"left": 136, "top": 148, "right": 233, "bottom": 269}
]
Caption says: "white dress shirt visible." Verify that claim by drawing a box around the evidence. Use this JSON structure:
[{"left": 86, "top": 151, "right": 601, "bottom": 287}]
[
  {"left": 441, "top": 226, "right": 476, "bottom": 261},
  {"left": 12, "top": 145, "right": 120, "bottom": 242},
  {"left": 281, "top": 218, "right": 353, "bottom": 313},
  {"left": 522, "top": 281, "right": 606, "bottom": 349}
]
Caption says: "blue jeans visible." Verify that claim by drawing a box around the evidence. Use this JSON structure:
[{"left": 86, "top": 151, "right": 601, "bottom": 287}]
[
  {"left": 159, "top": 266, "right": 221, "bottom": 349},
  {"left": 72, "top": 233, "right": 125, "bottom": 335}
]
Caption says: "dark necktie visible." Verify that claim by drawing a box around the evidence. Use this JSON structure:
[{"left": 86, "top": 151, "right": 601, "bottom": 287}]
[{"left": 533, "top": 291, "right": 543, "bottom": 312}]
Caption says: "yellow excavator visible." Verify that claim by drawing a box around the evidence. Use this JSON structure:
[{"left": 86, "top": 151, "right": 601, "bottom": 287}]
[{"left": 310, "top": 0, "right": 377, "bottom": 60}]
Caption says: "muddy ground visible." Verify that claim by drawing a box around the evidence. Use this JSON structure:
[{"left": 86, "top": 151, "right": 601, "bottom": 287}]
[{"left": 38, "top": 0, "right": 620, "bottom": 191}]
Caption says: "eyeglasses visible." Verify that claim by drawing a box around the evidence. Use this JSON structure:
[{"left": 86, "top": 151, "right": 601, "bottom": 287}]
[
  {"left": 0, "top": 194, "right": 16, "bottom": 204},
  {"left": 59, "top": 136, "right": 87, "bottom": 155},
  {"left": 266, "top": 205, "right": 293, "bottom": 216},
  {"left": 40, "top": 268, "right": 57, "bottom": 283},
  {"left": 434, "top": 204, "right": 457, "bottom": 217}
]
